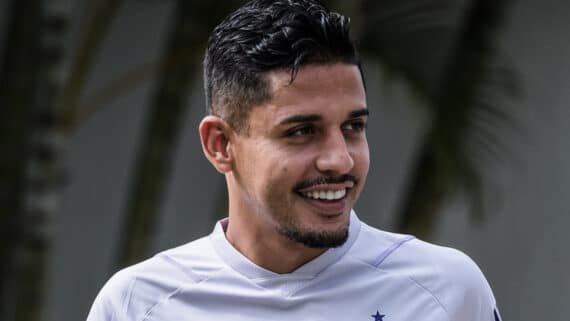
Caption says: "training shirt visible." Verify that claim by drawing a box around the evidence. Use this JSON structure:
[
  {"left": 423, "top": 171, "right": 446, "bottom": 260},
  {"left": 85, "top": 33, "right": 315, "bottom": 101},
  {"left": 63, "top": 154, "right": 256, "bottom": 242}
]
[{"left": 87, "top": 211, "right": 502, "bottom": 321}]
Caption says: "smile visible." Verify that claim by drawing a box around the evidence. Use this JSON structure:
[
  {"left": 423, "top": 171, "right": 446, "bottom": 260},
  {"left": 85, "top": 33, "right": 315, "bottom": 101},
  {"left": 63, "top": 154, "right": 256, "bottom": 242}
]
[{"left": 300, "top": 189, "right": 347, "bottom": 201}]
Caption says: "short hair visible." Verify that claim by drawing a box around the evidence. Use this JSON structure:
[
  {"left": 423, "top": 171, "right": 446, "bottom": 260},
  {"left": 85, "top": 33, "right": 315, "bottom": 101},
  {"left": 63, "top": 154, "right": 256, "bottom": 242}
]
[{"left": 203, "top": 0, "right": 362, "bottom": 133}]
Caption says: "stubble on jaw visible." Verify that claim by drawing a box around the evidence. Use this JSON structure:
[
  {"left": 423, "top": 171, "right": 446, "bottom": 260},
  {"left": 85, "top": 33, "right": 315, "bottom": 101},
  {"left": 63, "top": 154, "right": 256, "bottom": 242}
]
[
  {"left": 277, "top": 222, "right": 349, "bottom": 248},
  {"left": 264, "top": 174, "right": 356, "bottom": 249},
  {"left": 263, "top": 179, "right": 351, "bottom": 249}
]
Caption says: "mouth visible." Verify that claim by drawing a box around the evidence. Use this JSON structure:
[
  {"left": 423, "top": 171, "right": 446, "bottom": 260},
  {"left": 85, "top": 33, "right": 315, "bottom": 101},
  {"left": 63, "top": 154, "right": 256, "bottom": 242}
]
[
  {"left": 298, "top": 188, "right": 347, "bottom": 201},
  {"left": 293, "top": 175, "right": 357, "bottom": 214},
  {"left": 295, "top": 182, "right": 354, "bottom": 214}
]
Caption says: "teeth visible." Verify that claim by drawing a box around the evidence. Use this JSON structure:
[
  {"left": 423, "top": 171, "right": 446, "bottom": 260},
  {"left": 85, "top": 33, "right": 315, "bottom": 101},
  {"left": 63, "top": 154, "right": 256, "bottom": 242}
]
[
  {"left": 302, "top": 189, "right": 346, "bottom": 200},
  {"left": 334, "top": 190, "right": 344, "bottom": 199}
]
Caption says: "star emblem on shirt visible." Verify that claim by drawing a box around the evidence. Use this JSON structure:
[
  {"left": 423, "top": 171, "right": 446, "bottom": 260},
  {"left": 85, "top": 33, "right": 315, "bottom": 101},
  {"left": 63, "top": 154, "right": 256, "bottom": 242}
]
[{"left": 371, "top": 310, "right": 385, "bottom": 321}]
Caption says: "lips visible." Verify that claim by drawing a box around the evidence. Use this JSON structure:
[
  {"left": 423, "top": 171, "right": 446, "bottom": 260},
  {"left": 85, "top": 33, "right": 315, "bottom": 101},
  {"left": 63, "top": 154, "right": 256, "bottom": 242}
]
[
  {"left": 293, "top": 174, "right": 357, "bottom": 191},
  {"left": 295, "top": 180, "right": 354, "bottom": 214},
  {"left": 301, "top": 189, "right": 347, "bottom": 200}
]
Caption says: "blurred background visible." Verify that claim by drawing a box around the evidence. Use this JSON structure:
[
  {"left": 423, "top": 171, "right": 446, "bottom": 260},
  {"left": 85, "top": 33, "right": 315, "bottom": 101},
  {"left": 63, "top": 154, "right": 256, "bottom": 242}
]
[{"left": 1, "top": 0, "right": 569, "bottom": 320}]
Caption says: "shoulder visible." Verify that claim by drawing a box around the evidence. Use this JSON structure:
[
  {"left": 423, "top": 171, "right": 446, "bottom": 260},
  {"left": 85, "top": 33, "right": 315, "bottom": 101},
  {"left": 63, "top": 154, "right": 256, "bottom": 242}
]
[
  {"left": 86, "top": 236, "right": 223, "bottom": 321},
  {"left": 392, "top": 237, "right": 497, "bottom": 319},
  {"left": 352, "top": 223, "right": 498, "bottom": 320}
]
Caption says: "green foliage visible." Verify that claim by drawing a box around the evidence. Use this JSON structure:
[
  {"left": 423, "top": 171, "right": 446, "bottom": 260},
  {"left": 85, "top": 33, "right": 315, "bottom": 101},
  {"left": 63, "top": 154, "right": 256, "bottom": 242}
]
[
  {"left": 0, "top": 1, "right": 70, "bottom": 320},
  {"left": 351, "top": 0, "right": 519, "bottom": 238},
  {"left": 115, "top": 0, "right": 244, "bottom": 267}
]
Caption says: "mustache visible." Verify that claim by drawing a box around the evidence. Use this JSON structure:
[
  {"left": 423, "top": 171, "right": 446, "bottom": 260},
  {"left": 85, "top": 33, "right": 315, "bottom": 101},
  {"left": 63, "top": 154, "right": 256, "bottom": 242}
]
[{"left": 293, "top": 174, "right": 358, "bottom": 191}]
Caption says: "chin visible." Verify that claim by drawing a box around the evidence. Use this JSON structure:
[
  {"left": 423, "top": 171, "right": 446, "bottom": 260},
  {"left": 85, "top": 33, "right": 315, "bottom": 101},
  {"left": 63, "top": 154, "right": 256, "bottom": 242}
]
[{"left": 277, "top": 219, "right": 350, "bottom": 249}]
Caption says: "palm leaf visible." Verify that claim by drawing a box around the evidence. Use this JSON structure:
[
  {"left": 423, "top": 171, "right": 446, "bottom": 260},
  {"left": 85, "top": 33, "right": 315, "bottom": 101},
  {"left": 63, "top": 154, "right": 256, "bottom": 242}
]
[
  {"left": 332, "top": 0, "right": 518, "bottom": 238},
  {"left": 394, "top": 0, "right": 516, "bottom": 237},
  {"left": 114, "top": 0, "right": 243, "bottom": 268},
  {"left": 0, "top": 1, "right": 70, "bottom": 320},
  {"left": 60, "top": 0, "right": 124, "bottom": 132}
]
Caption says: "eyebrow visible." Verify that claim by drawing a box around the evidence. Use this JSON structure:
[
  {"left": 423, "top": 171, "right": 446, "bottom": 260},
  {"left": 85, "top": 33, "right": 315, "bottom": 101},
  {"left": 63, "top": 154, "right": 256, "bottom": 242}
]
[
  {"left": 278, "top": 108, "right": 369, "bottom": 125},
  {"left": 279, "top": 114, "right": 321, "bottom": 125},
  {"left": 349, "top": 108, "right": 369, "bottom": 118}
]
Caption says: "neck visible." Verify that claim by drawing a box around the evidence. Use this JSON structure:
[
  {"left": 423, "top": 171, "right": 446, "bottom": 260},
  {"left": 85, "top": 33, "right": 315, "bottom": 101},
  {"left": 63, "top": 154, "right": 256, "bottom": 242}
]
[
  {"left": 225, "top": 215, "right": 326, "bottom": 274},
  {"left": 223, "top": 175, "right": 329, "bottom": 274}
]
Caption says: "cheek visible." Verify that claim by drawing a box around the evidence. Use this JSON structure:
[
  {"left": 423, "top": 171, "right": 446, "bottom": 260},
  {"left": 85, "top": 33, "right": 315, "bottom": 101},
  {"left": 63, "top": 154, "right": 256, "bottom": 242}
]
[
  {"left": 352, "top": 143, "right": 370, "bottom": 175},
  {"left": 263, "top": 156, "right": 306, "bottom": 193},
  {"left": 253, "top": 142, "right": 318, "bottom": 191},
  {"left": 360, "top": 148, "right": 370, "bottom": 170},
  {"left": 349, "top": 146, "right": 369, "bottom": 203}
]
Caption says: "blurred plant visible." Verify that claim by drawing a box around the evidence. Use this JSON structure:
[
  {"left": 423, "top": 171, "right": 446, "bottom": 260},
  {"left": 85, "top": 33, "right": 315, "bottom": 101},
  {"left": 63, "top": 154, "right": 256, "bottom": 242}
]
[
  {"left": 0, "top": 0, "right": 122, "bottom": 320},
  {"left": 115, "top": 0, "right": 243, "bottom": 268},
  {"left": 347, "top": 0, "right": 518, "bottom": 239},
  {"left": 394, "top": 1, "right": 518, "bottom": 238},
  {"left": 0, "top": 1, "right": 71, "bottom": 321},
  {"left": 60, "top": 0, "right": 124, "bottom": 130}
]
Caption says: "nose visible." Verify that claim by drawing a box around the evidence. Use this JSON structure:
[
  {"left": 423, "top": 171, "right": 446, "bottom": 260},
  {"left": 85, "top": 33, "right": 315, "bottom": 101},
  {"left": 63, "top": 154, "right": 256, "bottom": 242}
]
[{"left": 316, "top": 131, "right": 354, "bottom": 174}]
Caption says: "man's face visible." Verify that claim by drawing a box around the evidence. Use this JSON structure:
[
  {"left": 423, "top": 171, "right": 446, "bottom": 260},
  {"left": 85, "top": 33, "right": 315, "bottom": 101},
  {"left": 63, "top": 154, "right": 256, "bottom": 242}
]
[{"left": 229, "top": 63, "right": 369, "bottom": 248}]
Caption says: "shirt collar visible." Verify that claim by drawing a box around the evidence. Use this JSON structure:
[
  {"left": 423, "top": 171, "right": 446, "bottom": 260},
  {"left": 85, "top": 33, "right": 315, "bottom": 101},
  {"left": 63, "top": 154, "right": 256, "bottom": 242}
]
[{"left": 209, "top": 210, "right": 362, "bottom": 280}]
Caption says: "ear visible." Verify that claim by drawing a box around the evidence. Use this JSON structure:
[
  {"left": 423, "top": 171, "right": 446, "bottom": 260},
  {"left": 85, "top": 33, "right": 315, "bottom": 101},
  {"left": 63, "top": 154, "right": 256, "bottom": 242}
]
[{"left": 199, "top": 116, "right": 234, "bottom": 173}]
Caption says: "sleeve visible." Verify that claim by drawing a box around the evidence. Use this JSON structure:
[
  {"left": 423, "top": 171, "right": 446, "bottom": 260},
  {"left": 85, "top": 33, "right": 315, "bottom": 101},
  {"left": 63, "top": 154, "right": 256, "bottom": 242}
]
[
  {"left": 85, "top": 271, "right": 135, "bottom": 321},
  {"left": 435, "top": 247, "right": 502, "bottom": 321},
  {"left": 86, "top": 291, "right": 118, "bottom": 321},
  {"left": 393, "top": 239, "right": 502, "bottom": 321}
]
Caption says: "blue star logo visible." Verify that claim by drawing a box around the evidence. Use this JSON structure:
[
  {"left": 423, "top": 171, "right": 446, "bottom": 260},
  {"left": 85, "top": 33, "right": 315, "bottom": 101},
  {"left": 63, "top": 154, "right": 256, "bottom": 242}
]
[{"left": 371, "top": 310, "right": 385, "bottom": 321}]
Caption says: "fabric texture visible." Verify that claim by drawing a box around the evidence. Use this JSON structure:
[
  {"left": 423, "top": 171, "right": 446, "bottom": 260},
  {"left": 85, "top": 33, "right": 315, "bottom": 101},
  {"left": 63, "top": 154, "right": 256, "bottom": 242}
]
[{"left": 87, "top": 211, "right": 500, "bottom": 321}]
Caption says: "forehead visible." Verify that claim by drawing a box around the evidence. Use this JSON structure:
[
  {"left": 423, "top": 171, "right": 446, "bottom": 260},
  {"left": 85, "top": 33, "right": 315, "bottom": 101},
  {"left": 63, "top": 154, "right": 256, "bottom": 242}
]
[{"left": 254, "top": 64, "right": 367, "bottom": 123}]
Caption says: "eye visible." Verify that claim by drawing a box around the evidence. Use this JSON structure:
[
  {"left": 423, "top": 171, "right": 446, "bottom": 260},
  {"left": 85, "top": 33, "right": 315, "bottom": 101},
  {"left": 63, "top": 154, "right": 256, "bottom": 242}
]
[
  {"left": 343, "top": 119, "right": 367, "bottom": 133},
  {"left": 285, "top": 125, "right": 315, "bottom": 137}
]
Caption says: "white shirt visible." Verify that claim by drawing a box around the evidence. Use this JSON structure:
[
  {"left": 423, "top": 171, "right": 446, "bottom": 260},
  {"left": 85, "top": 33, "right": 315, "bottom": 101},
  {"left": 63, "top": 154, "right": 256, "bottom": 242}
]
[{"left": 87, "top": 211, "right": 502, "bottom": 321}]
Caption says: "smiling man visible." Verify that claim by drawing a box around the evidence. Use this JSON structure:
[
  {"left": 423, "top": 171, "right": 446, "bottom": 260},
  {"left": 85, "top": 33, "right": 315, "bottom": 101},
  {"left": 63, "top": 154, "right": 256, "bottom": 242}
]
[
  {"left": 87, "top": 1, "right": 502, "bottom": 320},
  {"left": 203, "top": 63, "right": 370, "bottom": 273}
]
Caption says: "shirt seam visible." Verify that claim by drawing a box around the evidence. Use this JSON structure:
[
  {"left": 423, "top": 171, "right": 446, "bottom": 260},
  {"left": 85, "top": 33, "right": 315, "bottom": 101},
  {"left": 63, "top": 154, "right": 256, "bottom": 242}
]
[
  {"left": 141, "top": 286, "right": 184, "bottom": 321},
  {"left": 406, "top": 274, "right": 451, "bottom": 319},
  {"left": 141, "top": 266, "right": 226, "bottom": 320},
  {"left": 157, "top": 253, "right": 204, "bottom": 283},
  {"left": 372, "top": 237, "right": 451, "bottom": 320},
  {"left": 349, "top": 255, "right": 451, "bottom": 320},
  {"left": 122, "top": 276, "right": 136, "bottom": 318},
  {"left": 373, "top": 235, "right": 415, "bottom": 267},
  {"left": 347, "top": 234, "right": 451, "bottom": 320}
]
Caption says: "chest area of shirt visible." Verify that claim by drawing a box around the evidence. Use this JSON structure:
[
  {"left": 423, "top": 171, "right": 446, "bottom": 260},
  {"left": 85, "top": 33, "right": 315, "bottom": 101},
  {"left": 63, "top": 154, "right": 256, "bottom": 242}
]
[{"left": 143, "top": 267, "right": 447, "bottom": 321}]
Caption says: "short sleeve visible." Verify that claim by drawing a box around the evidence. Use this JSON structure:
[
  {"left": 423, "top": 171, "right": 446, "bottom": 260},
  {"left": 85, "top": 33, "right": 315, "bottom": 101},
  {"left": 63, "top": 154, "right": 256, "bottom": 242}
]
[
  {"left": 434, "top": 247, "right": 500, "bottom": 321},
  {"left": 86, "top": 291, "right": 117, "bottom": 321},
  {"left": 85, "top": 270, "right": 135, "bottom": 321},
  {"left": 387, "top": 238, "right": 501, "bottom": 321}
]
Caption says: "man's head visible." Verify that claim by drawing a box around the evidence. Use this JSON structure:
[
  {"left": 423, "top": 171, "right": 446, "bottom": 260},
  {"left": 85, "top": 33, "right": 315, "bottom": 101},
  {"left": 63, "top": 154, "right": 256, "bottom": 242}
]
[
  {"left": 203, "top": 0, "right": 362, "bottom": 133},
  {"left": 200, "top": 0, "right": 368, "bottom": 251}
]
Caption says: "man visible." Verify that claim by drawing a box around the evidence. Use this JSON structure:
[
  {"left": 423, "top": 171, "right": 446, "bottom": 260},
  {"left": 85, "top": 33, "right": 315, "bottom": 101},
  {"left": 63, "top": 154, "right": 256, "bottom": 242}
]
[{"left": 87, "top": 0, "right": 502, "bottom": 320}]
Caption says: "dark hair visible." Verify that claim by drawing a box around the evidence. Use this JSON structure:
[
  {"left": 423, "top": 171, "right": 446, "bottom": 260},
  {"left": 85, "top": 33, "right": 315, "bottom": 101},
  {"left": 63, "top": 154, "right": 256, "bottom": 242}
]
[{"left": 203, "top": 0, "right": 362, "bottom": 132}]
